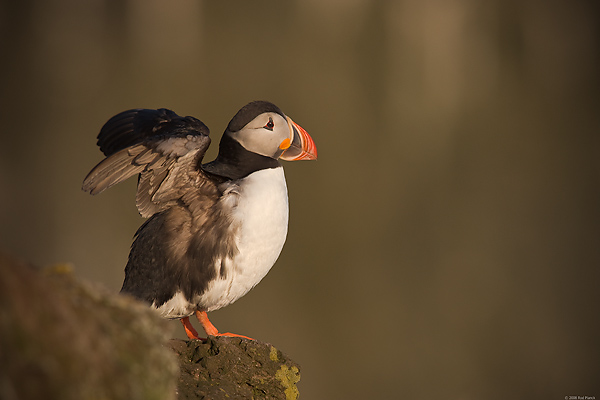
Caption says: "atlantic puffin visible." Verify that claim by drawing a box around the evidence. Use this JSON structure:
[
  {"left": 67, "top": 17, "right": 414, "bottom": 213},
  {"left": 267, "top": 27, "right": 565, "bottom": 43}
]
[{"left": 82, "top": 101, "right": 317, "bottom": 340}]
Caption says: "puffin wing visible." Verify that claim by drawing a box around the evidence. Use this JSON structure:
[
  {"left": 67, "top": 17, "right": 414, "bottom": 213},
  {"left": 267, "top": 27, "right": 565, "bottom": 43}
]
[{"left": 82, "top": 108, "right": 214, "bottom": 218}]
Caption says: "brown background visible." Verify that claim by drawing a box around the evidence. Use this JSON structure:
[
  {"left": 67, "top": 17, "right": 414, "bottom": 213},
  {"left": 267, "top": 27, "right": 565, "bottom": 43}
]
[{"left": 1, "top": 1, "right": 599, "bottom": 398}]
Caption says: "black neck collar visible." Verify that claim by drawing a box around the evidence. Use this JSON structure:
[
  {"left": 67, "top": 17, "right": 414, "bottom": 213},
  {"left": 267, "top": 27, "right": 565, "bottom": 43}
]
[{"left": 202, "top": 133, "right": 281, "bottom": 180}]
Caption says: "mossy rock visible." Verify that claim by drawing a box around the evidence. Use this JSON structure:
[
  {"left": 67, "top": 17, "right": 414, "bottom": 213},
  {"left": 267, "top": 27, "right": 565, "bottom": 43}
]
[{"left": 169, "top": 337, "right": 301, "bottom": 399}]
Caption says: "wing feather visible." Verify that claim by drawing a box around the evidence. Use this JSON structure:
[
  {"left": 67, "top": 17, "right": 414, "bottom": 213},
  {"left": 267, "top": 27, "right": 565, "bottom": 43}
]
[{"left": 82, "top": 108, "right": 214, "bottom": 218}]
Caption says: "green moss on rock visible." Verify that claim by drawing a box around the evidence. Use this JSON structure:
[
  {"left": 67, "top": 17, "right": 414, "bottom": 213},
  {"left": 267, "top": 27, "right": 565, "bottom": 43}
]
[{"left": 169, "top": 337, "right": 301, "bottom": 399}]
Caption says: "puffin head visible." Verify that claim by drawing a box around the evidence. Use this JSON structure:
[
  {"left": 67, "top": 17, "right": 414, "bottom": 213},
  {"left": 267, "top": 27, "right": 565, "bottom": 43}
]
[{"left": 223, "top": 101, "right": 317, "bottom": 161}]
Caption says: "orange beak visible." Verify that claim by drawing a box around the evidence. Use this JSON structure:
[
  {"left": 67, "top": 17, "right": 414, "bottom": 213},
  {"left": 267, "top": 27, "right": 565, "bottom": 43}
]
[{"left": 279, "top": 117, "right": 317, "bottom": 161}]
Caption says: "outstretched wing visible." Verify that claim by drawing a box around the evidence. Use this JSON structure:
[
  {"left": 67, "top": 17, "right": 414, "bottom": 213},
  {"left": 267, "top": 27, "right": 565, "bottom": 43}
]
[{"left": 82, "top": 108, "right": 215, "bottom": 218}]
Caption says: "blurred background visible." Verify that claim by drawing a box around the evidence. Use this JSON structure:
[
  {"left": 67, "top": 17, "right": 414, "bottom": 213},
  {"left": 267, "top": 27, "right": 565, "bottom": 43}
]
[{"left": 1, "top": 0, "right": 599, "bottom": 398}]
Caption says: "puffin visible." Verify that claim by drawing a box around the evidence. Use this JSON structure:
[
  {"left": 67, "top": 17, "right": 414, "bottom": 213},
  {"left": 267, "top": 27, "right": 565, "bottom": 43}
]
[{"left": 82, "top": 101, "right": 317, "bottom": 340}]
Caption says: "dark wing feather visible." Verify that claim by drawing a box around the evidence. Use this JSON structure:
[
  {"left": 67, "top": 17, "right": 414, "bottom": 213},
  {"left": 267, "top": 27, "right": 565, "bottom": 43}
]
[
  {"left": 96, "top": 108, "right": 209, "bottom": 155},
  {"left": 82, "top": 108, "right": 214, "bottom": 218}
]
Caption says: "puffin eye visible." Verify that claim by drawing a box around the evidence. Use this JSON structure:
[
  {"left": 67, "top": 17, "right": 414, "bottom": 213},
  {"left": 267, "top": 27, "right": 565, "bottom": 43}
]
[{"left": 264, "top": 117, "right": 274, "bottom": 131}]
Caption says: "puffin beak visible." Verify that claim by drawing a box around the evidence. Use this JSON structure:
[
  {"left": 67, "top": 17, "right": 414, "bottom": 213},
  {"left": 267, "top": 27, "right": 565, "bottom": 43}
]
[{"left": 279, "top": 117, "right": 318, "bottom": 161}]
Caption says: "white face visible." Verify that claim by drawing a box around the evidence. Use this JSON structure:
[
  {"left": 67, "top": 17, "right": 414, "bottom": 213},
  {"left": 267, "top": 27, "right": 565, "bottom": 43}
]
[{"left": 231, "top": 112, "right": 292, "bottom": 159}]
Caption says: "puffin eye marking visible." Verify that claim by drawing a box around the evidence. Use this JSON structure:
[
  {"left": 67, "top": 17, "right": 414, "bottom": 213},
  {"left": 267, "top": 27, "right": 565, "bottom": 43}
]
[{"left": 264, "top": 117, "right": 274, "bottom": 131}]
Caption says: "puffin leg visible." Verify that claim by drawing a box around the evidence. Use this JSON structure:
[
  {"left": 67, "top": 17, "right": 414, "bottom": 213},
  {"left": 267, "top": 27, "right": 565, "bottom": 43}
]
[
  {"left": 180, "top": 316, "right": 202, "bottom": 340},
  {"left": 195, "top": 311, "right": 254, "bottom": 340}
]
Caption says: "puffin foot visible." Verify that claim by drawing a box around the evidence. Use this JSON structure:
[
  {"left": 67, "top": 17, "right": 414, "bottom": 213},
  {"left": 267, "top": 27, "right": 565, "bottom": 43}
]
[
  {"left": 196, "top": 310, "right": 254, "bottom": 340},
  {"left": 180, "top": 316, "right": 203, "bottom": 340}
]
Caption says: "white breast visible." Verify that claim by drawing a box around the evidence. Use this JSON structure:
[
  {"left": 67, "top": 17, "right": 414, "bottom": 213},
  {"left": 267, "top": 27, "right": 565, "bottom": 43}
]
[{"left": 197, "top": 167, "right": 289, "bottom": 312}]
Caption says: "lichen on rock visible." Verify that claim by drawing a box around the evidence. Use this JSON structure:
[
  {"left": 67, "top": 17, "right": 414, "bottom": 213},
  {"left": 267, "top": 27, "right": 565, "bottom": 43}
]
[{"left": 169, "top": 336, "right": 301, "bottom": 399}]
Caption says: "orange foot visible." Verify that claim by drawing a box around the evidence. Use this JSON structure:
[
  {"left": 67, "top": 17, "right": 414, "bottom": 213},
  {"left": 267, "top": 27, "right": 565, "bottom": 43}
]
[
  {"left": 180, "top": 316, "right": 202, "bottom": 340},
  {"left": 196, "top": 310, "right": 254, "bottom": 340}
]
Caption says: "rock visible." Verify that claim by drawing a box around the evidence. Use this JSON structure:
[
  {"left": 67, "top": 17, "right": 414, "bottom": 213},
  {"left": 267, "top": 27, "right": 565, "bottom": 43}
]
[
  {"left": 0, "top": 252, "right": 178, "bottom": 400},
  {"left": 168, "top": 337, "right": 301, "bottom": 400},
  {"left": 0, "top": 252, "right": 301, "bottom": 400}
]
